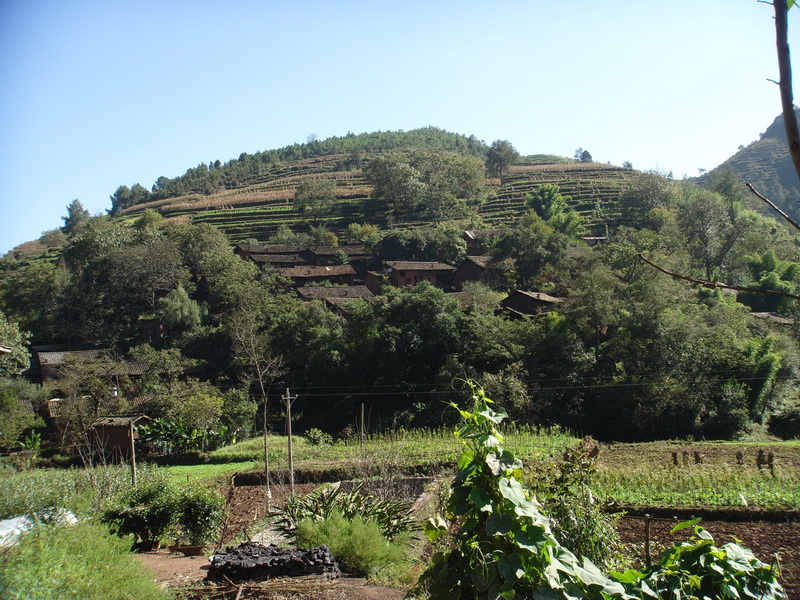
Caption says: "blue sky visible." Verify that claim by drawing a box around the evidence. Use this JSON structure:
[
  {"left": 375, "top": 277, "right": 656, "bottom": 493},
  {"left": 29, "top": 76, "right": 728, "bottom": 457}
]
[{"left": 1, "top": 1, "right": 796, "bottom": 255}]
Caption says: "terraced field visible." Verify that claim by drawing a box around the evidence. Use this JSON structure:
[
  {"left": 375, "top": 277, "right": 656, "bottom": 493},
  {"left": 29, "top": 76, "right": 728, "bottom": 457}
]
[{"left": 121, "top": 154, "right": 637, "bottom": 242}]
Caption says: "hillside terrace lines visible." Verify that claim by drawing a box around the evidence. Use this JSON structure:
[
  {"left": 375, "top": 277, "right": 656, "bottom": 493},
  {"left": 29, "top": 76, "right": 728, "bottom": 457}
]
[{"left": 121, "top": 154, "right": 636, "bottom": 242}]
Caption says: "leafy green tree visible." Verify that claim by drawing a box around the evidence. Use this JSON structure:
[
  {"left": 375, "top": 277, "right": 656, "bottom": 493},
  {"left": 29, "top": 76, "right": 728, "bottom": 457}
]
[
  {"left": 740, "top": 249, "right": 800, "bottom": 313},
  {"left": 158, "top": 285, "right": 205, "bottom": 331},
  {"left": 364, "top": 153, "right": 426, "bottom": 217},
  {"left": 347, "top": 283, "right": 467, "bottom": 425},
  {"left": 375, "top": 227, "right": 467, "bottom": 265},
  {"left": 566, "top": 252, "right": 621, "bottom": 348},
  {"left": 0, "top": 309, "right": 30, "bottom": 375},
  {"left": 270, "top": 300, "right": 346, "bottom": 387},
  {"left": 269, "top": 224, "right": 312, "bottom": 245},
  {"left": 618, "top": 171, "right": 677, "bottom": 228},
  {"left": 134, "top": 208, "right": 164, "bottom": 232},
  {"left": 574, "top": 148, "right": 593, "bottom": 162},
  {"left": 486, "top": 139, "right": 519, "bottom": 183},
  {"left": 109, "top": 183, "right": 151, "bottom": 215},
  {"left": 345, "top": 222, "right": 380, "bottom": 244},
  {"left": 63, "top": 217, "right": 134, "bottom": 272},
  {"left": 490, "top": 213, "right": 569, "bottom": 290},
  {"left": 365, "top": 151, "right": 486, "bottom": 221},
  {"left": 526, "top": 184, "right": 586, "bottom": 237},
  {"left": 675, "top": 188, "right": 746, "bottom": 281},
  {"left": 61, "top": 199, "right": 90, "bottom": 233},
  {"left": 0, "top": 377, "right": 44, "bottom": 451},
  {"left": 0, "top": 260, "right": 68, "bottom": 343},
  {"left": 293, "top": 179, "right": 337, "bottom": 224},
  {"left": 104, "top": 240, "right": 190, "bottom": 313},
  {"left": 220, "top": 386, "right": 258, "bottom": 438}
]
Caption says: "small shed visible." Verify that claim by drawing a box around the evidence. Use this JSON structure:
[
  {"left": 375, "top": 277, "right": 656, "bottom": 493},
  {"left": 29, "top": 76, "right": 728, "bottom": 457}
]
[{"left": 90, "top": 415, "right": 151, "bottom": 460}]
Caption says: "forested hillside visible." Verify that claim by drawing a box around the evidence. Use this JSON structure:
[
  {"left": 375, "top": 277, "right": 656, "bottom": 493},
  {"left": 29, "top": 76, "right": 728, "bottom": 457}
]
[{"left": 3, "top": 126, "right": 800, "bottom": 452}]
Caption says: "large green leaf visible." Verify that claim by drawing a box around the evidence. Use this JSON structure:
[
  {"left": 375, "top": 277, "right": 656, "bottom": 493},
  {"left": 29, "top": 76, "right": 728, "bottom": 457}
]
[
  {"left": 469, "top": 487, "right": 493, "bottom": 513},
  {"left": 514, "top": 526, "right": 549, "bottom": 552},
  {"left": 498, "top": 553, "right": 525, "bottom": 582},
  {"left": 486, "top": 512, "right": 514, "bottom": 536}
]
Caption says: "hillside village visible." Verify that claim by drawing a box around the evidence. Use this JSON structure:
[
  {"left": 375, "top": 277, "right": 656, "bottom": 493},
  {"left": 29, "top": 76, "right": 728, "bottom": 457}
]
[
  {"left": 2, "top": 124, "right": 800, "bottom": 600},
  {"left": 3, "top": 122, "right": 800, "bottom": 460}
]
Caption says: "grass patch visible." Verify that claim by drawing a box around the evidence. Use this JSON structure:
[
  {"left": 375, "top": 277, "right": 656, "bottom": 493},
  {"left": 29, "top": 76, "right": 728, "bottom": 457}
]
[
  {"left": 161, "top": 460, "right": 261, "bottom": 484},
  {"left": 210, "top": 426, "right": 578, "bottom": 472},
  {"left": 0, "top": 521, "right": 170, "bottom": 600},
  {"left": 0, "top": 464, "right": 139, "bottom": 519}
]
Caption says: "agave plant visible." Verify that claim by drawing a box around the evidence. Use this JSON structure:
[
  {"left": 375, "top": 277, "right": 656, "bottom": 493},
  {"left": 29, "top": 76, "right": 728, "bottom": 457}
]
[{"left": 271, "top": 483, "right": 419, "bottom": 541}]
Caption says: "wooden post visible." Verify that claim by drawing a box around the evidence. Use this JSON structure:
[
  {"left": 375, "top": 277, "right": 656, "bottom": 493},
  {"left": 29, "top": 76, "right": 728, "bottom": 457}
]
[
  {"left": 284, "top": 388, "right": 297, "bottom": 500},
  {"left": 644, "top": 514, "right": 652, "bottom": 568},
  {"left": 359, "top": 403, "right": 365, "bottom": 450},
  {"left": 129, "top": 420, "right": 137, "bottom": 486}
]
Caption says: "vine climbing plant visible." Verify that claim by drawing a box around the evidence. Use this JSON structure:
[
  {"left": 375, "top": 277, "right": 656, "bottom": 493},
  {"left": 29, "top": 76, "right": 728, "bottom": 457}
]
[{"left": 413, "top": 383, "right": 787, "bottom": 599}]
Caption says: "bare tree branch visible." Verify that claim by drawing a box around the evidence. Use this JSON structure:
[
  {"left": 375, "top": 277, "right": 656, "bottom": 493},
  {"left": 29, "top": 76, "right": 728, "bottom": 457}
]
[
  {"left": 746, "top": 181, "right": 800, "bottom": 232},
  {"left": 638, "top": 253, "right": 800, "bottom": 301}
]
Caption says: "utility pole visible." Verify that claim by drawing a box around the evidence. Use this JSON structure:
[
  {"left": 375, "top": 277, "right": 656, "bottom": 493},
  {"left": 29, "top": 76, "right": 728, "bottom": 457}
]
[
  {"left": 129, "top": 419, "right": 137, "bottom": 486},
  {"left": 283, "top": 388, "right": 298, "bottom": 499},
  {"left": 263, "top": 393, "right": 271, "bottom": 510}
]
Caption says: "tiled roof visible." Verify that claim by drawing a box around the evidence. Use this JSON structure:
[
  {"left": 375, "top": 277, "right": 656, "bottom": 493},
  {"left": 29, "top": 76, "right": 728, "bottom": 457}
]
[
  {"left": 305, "top": 244, "right": 367, "bottom": 256},
  {"left": 249, "top": 253, "right": 307, "bottom": 264},
  {"left": 385, "top": 261, "right": 456, "bottom": 272},
  {"left": 463, "top": 255, "right": 493, "bottom": 267},
  {"left": 37, "top": 349, "right": 114, "bottom": 365},
  {"left": 297, "top": 285, "right": 374, "bottom": 299},
  {"left": 505, "top": 290, "right": 564, "bottom": 304},
  {"left": 236, "top": 243, "right": 306, "bottom": 254},
  {"left": 280, "top": 265, "right": 356, "bottom": 277}
]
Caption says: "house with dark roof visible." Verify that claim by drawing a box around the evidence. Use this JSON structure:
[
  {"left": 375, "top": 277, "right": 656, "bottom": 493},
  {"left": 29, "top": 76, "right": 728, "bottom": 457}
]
[
  {"left": 296, "top": 285, "right": 374, "bottom": 302},
  {"left": 384, "top": 261, "right": 457, "bottom": 290},
  {"left": 454, "top": 255, "right": 493, "bottom": 289},
  {"left": 234, "top": 243, "right": 306, "bottom": 261},
  {"left": 279, "top": 264, "right": 357, "bottom": 286},
  {"left": 301, "top": 244, "right": 369, "bottom": 266},
  {"left": 500, "top": 290, "right": 564, "bottom": 317}
]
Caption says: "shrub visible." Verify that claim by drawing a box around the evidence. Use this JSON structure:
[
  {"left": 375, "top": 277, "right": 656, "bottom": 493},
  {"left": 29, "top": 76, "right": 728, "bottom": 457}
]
[
  {"left": 304, "top": 427, "right": 333, "bottom": 446},
  {"left": 175, "top": 483, "right": 225, "bottom": 545},
  {"left": 295, "top": 510, "right": 409, "bottom": 579},
  {"left": 0, "top": 521, "right": 170, "bottom": 600},
  {"left": 102, "top": 473, "right": 177, "bottom": 545}
]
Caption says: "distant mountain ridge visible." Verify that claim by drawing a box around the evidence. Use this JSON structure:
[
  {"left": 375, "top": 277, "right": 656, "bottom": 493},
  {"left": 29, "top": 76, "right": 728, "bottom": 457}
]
[{"left": 709, "top": 109, "right": 800, "bottom": 220}]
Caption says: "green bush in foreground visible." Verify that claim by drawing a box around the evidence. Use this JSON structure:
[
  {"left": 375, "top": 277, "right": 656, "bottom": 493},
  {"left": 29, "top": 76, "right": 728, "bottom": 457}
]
[
  {"left": 0, "top": 521, "right": 170, "bottom": 600},
  {"left": 295, "top": 510, "right": 410, "bottom": 581}
]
